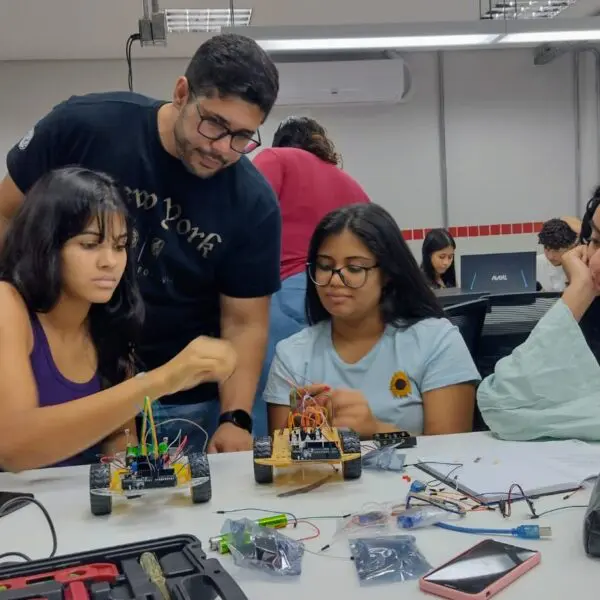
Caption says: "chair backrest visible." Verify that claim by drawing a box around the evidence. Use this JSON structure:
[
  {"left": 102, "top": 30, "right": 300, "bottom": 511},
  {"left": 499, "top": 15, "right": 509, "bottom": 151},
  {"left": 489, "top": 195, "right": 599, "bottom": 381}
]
[
  {"left": 477, "top": 291, "right": 561, "bottom": 378},
  {"left": 444, "top": 297, "right": 491, "bottom": 433},
  {"left": 444, "top": 297, "right": 490, "bottom": 360}
]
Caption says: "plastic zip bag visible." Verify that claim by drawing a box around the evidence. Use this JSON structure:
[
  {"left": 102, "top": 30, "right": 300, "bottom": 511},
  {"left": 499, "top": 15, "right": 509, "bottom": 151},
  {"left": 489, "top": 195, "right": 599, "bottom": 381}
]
[
  {"left": 349, "top": 534, "right": 431, "bottom": 584},
  {"left": 335, "top": 503, "right": 395, "bottom": 539},
  {"left": 362, "top": 447, "right": 407, "bottom": 471},
  {"left": 396, "top": 505, "right": 465, "bottom": 530},
  {"left": 221, "top": 518, "right": 305, "bottom": 576}
]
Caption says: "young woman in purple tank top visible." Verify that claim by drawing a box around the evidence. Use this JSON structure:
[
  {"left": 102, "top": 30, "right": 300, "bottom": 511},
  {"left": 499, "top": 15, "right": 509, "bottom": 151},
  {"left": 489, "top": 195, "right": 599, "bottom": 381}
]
[{"left": 0, "top": 167, "right": 236, "bottom": 471}]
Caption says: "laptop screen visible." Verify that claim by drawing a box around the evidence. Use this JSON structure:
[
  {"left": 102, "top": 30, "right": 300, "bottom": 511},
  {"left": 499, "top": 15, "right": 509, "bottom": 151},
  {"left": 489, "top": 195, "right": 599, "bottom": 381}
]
[{"left": 460, "top": 251, "right": 537, "bottom": 293}]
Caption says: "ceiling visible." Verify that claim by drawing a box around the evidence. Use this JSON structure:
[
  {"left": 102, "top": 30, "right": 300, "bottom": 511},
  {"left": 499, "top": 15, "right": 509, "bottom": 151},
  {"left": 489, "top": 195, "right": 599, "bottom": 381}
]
[{"left": 0, "top": 0, "right": 598, "bottom": 61}]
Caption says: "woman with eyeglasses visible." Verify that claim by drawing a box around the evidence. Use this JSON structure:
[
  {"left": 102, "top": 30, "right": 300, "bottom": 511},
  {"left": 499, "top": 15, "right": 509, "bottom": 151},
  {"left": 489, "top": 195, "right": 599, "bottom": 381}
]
[
  {"left": 251, "top": 116, "right": 370, "bottom": 436},
  {"left": 263, "top": 203, "right": 480, "bottom": 437}
]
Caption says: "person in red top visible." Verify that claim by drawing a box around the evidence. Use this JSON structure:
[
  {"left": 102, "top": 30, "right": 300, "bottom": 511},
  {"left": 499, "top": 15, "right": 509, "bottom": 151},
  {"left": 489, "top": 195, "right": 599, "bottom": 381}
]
[{"left": 252, "top": 116, "right": 370, "bottom": 432}]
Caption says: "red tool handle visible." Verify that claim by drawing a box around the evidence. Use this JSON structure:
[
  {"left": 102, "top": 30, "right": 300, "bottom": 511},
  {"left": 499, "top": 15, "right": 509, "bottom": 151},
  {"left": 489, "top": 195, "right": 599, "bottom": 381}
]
[
  {"left": 63, "top": 581, "right": 90, "bottom": 600},
  {"left": 0, "top": 563, "right": 118, "bottom": 590}
]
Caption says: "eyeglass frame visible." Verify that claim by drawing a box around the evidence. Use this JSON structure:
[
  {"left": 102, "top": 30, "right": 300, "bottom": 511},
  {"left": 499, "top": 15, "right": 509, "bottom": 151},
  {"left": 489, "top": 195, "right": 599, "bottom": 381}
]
[
  {"left": 306, "top": 261, "right": 379, "bottom": 289},
  {"left": 187, "top": 84, "right": 262, "bottom": 155}
]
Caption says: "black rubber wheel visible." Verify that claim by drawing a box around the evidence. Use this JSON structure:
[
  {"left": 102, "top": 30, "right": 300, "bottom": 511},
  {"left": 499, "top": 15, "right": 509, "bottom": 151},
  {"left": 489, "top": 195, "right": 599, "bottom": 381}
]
[
  {"left": 253, "top": 436, "right": 274, "bottom": 484},
  {"left": 339, "top": 429, "right": 362, "bottom": 480},
  {"left": 89, "top": 463, "right": 112, "bottom": 516},
  {"left": 189, "top": 452, "right": 212, "bottom": 503}
]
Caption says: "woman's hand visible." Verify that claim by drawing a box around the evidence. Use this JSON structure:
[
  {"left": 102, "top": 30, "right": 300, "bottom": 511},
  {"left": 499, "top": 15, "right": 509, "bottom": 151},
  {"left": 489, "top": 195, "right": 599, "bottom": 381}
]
[
  {"left": 328, "top": 388, "right": 379, "bottom": 438},
  {"left": 157, "top": 336, "right": 237, "bottom": 396},
  {"left": 562, "top": 245, "right": 594, "bottom": 290},
  {"left": 300, "top": 385, "right": 378, "bottom": 438},
  {"left": 559, "top": 245, "right": 598, "bottom": 321}
]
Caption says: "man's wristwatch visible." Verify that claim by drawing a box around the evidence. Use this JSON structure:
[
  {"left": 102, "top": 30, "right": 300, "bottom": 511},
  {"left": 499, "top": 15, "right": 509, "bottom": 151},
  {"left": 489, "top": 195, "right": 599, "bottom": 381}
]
[{"left": 219, "top": 410, "right": 253, "bottom": 434}]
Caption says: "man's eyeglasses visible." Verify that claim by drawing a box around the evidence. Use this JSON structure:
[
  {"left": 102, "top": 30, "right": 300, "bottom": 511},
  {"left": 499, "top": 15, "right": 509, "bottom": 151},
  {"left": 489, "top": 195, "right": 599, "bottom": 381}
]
[
  {"left": 192, "top": 102, "right": 261, "bottom": 155},
  {"left": 307, "top": 262, "right": 378, "bottom": 289}
]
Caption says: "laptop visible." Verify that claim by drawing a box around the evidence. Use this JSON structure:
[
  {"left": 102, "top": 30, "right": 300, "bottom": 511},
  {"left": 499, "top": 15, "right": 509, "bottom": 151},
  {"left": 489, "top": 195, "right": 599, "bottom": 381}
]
[
  {"left": 434, "top": 287, "right": 488, "bottom": 307},
  {"left": 460, "top": 251, "right": 537, "bottom": 293}
]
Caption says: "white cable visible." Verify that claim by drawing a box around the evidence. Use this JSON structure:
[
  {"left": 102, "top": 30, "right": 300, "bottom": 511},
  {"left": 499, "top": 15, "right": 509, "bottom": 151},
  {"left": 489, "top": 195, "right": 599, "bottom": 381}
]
[{"left": 154, "top": 417, "right": 209, "bottom": 453}]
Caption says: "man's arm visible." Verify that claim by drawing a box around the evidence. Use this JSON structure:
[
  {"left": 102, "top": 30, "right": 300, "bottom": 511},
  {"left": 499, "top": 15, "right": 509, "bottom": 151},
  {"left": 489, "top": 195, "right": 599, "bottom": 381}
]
[
  {"left": 0, "top": 101, "right": 83, "bottom": 244},
  {"left": 0, "top": 175, "right": 25, "bottom": 241},
  {"left": 206, "top": 295, "right": 270, "bottom": 453},
  {"left": 210, "top": 179, "right": 282, "bottom": 452},
  {"left": 219, "top": 295, "right": 270, "bottom": 414}
]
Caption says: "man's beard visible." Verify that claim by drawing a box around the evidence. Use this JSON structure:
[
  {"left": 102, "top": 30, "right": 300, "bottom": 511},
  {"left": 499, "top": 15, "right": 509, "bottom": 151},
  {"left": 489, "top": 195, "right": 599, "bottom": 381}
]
[{"left": 173, "top": 119, "right": 228, "bottom": 179}]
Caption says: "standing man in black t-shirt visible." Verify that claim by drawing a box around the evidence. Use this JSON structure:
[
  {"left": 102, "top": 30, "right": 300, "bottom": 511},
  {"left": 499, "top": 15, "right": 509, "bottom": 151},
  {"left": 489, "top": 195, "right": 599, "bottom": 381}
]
[{"left": 0, "top": 34, "right": 282, "bottom": 453}]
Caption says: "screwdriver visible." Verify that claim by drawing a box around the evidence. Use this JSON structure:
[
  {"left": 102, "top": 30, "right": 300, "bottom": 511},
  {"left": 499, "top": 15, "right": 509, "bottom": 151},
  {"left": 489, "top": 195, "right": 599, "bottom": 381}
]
[
  {"left": 139, "top": 552, "right": 170, "bottom": 600},
  {"left": 209, "top": 513, "right": 289, "bottom": 553}
]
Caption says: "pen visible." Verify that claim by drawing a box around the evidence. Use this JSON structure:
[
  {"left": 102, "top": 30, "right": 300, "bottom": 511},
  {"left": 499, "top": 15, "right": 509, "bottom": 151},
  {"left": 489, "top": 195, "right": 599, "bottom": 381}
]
[{"left": 209, "top": 513, "right": 289, "bottom": 553}]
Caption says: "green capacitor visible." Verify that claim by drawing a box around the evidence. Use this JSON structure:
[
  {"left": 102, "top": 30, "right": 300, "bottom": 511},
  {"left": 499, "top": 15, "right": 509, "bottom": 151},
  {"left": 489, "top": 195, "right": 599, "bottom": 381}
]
[
  {"left": 209, "top": 514, "right": 289, "bottom": 554},
  {"left": 158, "top": 441, "right": 168, "bottom": 454},
  {"left": 256, "top": 514, "right": 289, "bottom": 528},
  {"left": 126, "top": 444, "right": 138, "bottom": 457}
]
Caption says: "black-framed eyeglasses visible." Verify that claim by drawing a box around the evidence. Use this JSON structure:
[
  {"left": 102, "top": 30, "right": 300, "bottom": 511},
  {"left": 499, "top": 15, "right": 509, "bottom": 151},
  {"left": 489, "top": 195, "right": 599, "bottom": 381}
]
[
  {"left": 307, "top": 262, "right": 378, "bottom": 289},
  {"left": 188, "top": 91, "right": 261, "bottom": 155}
]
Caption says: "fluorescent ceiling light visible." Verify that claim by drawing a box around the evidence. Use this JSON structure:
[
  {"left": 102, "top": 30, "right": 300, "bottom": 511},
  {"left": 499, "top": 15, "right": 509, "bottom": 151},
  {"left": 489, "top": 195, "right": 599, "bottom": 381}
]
[
  {"left": 499, "top": 29, "right": 600, "bottom": 43},
  {"left": 166, "top": 8, "right": 252, "bottom": 33},
  {"left": 482, "top": 0, "right": 577, "bottom": 20},
  {"left": 257, "top": 34, "right": 500, "bottom": 52}
]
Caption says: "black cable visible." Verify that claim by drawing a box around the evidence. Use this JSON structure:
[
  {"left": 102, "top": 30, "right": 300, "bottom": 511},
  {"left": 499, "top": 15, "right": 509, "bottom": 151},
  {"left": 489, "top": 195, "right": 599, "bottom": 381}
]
[
  {"left": 531, "top": 505, "right": 588, "bottom": 519},
  {"left": 126, "top": 33, "right": 141, "bottom": 92},
  {"left": 0, "top": 496, "right": 57, "bottom": 563},
  {"left": 229, "top": 0, "right": 235, "bottom": 27}
]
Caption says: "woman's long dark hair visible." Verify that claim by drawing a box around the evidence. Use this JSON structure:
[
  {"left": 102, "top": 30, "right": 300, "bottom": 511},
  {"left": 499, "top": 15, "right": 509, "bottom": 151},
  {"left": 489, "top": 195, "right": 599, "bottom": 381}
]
[
  {"left": 272, "top": 116, "right": 341, "bottom": 165},
  {"left": 421, "top": 228, "right": 457, "bottom": 289},
  {"left": 0, "top": 166, "right": 144, "bottom": 388},
  {"left": 305, "top": 203, "right": 444, "bottom": 326},
  {"left": 579, "top": 186, "right": 600, "bottom": 362}
]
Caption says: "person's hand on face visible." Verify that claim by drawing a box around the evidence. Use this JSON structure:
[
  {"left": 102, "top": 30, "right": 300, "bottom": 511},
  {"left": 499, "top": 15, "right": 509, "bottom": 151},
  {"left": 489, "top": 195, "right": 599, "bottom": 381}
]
[{"left": 561, "top": 245, "right": 594, "bottom": 291}]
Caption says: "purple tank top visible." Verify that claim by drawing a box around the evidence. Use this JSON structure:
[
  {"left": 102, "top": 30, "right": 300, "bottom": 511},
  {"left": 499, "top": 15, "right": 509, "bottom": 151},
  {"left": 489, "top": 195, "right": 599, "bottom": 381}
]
[{"left": 30, "top": 313, "right": 103, "bottom": 467}]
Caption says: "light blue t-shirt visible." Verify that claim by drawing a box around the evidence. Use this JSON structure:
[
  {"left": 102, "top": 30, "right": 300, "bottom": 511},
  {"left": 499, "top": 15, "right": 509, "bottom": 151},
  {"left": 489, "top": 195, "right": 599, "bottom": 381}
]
[{"left": 264, "top": 318, "right": 481, "bottom": 434}]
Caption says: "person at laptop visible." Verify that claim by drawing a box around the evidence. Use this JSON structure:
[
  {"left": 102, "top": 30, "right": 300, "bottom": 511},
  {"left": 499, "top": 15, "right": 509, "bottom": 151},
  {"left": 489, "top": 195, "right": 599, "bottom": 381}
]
[
  {"left": 536, "top": 217, "right": 581, "bottom": 292},
  {"left": 477, "top": 193, "right": 600, "bottom": 441},
  {"left": 421, "top": 228, "right": 457, "bottom": 289},
  {"left": 264, "top": 203, "right": 480, "bottom": 437}
]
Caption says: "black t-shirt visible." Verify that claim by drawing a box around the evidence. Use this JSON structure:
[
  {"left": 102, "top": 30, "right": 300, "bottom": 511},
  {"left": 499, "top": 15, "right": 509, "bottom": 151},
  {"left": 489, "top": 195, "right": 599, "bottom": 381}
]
[{"left": 6, "top": 91, "right": 282, "bottom": 404}]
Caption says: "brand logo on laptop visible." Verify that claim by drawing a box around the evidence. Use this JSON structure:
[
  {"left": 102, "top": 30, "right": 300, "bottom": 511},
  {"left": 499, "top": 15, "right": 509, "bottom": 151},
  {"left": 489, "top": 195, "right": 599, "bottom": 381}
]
[{"left": 491, "top": 274, "right": 508, "bottom": 281}]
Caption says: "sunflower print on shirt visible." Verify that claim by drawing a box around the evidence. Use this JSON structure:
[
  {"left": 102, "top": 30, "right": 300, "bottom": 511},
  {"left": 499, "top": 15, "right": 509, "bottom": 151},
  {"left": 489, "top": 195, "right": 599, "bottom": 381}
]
[{"left": 389, "top": 371, "right": 412, "bottom": 397}]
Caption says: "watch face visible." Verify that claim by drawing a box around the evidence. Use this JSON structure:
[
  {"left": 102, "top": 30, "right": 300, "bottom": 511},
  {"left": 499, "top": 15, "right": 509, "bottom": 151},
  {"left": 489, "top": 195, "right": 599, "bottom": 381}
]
[{"left": 223, "top": 410, "right": 252, "bottom": 433}]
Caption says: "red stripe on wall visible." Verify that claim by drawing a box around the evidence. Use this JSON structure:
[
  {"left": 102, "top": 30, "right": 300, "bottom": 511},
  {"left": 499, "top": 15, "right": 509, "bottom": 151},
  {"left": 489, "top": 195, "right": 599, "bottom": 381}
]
[{"left": 402, "top": 221, "right": 544, "bottom": 241}]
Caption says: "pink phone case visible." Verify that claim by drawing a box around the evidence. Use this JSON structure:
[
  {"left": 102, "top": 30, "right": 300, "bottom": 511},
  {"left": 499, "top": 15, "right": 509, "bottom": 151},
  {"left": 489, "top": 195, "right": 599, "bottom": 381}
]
[{"left": 419, "top": 540, "right": 541, "bottom": 600}]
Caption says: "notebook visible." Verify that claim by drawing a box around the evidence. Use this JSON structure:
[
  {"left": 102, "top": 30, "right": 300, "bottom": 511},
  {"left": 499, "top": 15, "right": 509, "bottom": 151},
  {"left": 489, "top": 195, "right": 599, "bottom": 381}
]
[{"left": 416, "top": 439, "right": 600, "bottom": 504}]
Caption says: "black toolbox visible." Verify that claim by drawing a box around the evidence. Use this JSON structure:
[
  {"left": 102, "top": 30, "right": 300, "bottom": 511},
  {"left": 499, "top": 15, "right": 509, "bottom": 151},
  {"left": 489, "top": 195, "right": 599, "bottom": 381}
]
[{"left": 0, "top": 534, "right": 248, "bottom": 600}]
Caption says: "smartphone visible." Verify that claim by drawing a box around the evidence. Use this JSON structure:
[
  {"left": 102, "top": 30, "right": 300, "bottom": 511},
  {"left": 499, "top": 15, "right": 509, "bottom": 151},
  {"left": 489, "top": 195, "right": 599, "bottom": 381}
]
[
  {"left": 419, "top": 538, "right": 540, "bottom": 600},
  {"left": 0, "top": 492, "right": 34, "bottom": 518}
]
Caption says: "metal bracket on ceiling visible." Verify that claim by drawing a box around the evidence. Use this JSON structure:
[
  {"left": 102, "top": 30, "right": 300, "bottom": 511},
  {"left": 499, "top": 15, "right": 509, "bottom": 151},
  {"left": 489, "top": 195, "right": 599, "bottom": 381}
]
[
  {"left": 533, "top": 43, "right": 572, "bottom": 65},
  {"left": 534, "top": 42, "right": 600, "bottom": 65}
]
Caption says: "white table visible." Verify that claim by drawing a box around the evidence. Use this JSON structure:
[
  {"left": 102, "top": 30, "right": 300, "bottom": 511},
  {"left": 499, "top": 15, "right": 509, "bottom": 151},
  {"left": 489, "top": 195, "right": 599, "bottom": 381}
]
[{"left": 0, "top": 432, "right": 596, "bottom": 599}]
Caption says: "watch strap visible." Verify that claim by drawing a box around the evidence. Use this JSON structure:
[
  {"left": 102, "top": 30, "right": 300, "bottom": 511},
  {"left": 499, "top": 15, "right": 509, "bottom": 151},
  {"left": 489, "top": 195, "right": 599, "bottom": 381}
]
[{"left": 219, "top": 410, "right": 253, "bottom": 434}]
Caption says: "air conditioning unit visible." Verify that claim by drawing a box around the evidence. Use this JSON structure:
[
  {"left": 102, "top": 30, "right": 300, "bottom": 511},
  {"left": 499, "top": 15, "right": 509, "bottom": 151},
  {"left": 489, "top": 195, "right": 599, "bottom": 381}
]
[{"left": 275, "top": 58, "right": 411, "bottom": 107}]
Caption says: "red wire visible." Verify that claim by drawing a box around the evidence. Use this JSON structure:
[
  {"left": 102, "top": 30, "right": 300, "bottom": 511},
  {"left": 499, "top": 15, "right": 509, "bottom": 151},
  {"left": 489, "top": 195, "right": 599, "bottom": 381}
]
[{"left": 295, "top": 520, "right": 321, "bottom": 541}]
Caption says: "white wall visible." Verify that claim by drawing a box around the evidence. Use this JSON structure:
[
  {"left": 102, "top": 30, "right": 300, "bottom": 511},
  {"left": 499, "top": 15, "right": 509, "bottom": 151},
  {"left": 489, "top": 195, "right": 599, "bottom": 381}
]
[{"left": 0, "top": 48, "right": 596, "bottom": 262}]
